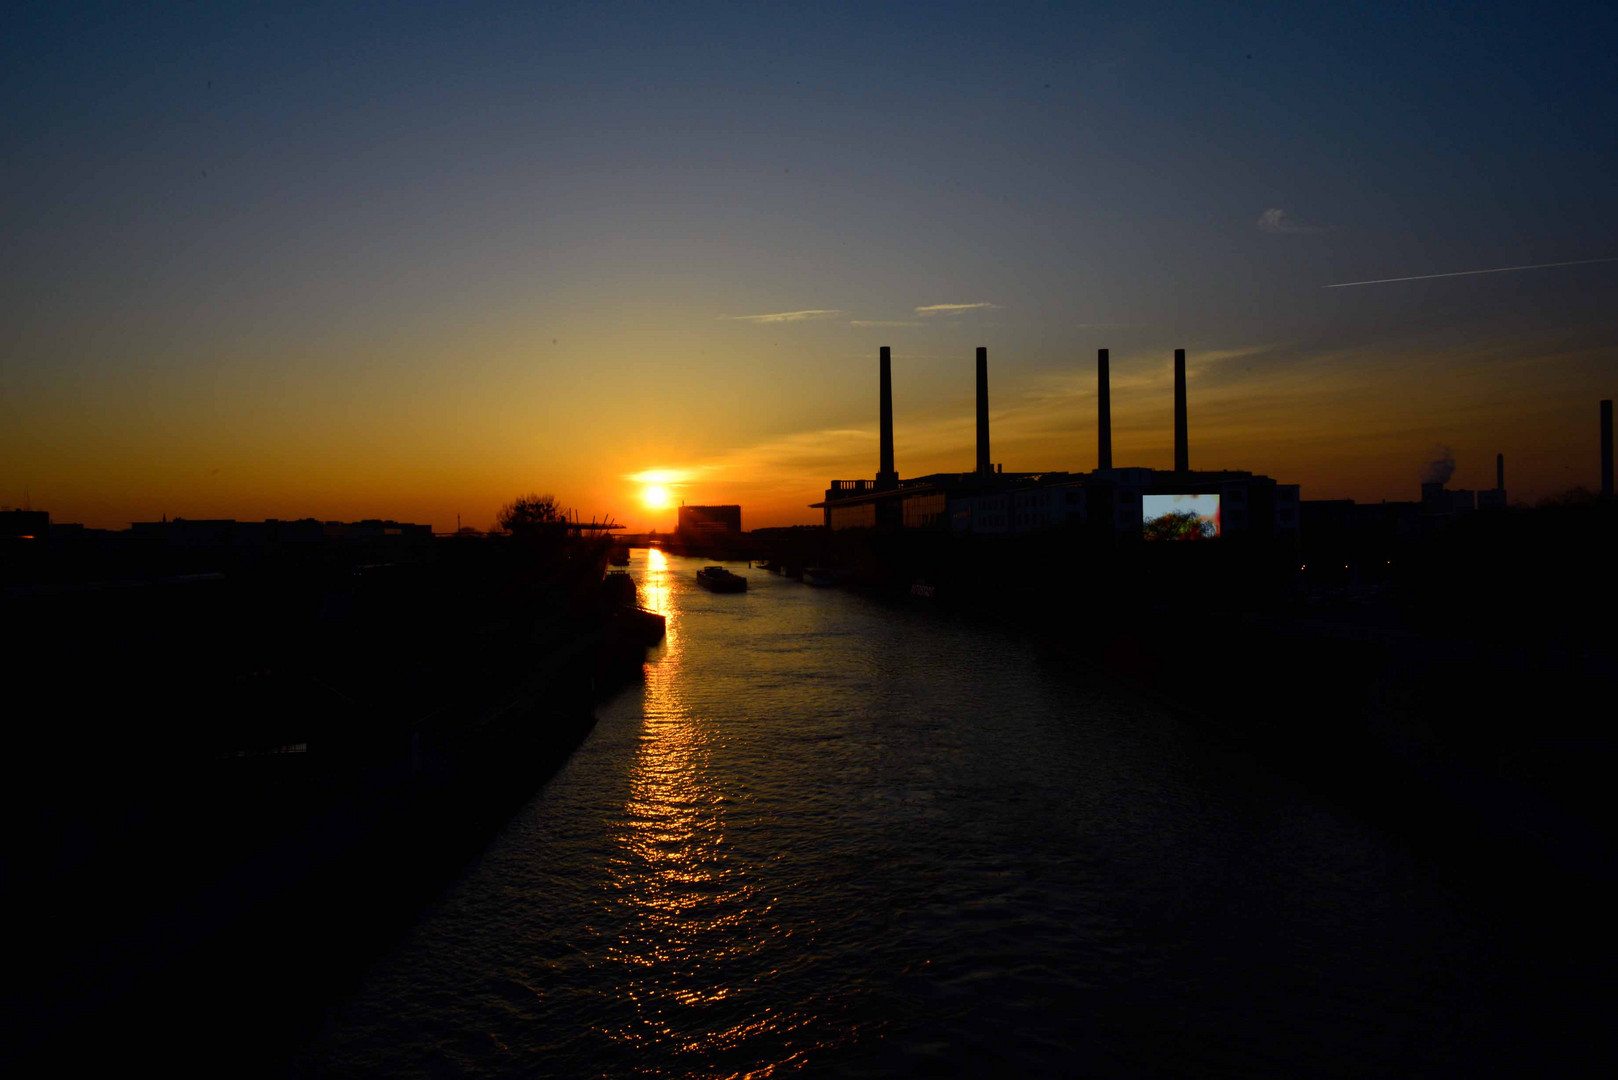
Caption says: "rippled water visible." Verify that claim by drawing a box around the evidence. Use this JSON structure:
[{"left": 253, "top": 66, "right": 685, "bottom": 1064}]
[{"left": 302, "top": 551, "right": 1544, "bottom": 1077}]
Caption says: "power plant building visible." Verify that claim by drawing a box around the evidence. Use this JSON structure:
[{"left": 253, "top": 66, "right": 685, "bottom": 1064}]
[{"left": 813, "top": 347, "right": 1300, "bottom": 543}]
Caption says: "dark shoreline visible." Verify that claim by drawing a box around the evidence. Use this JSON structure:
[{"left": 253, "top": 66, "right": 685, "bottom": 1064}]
[
  {"left": 8, "top": 664, "right": 638, "bottom": 1075},
  {"left": 3, "top": 538, "right": 656, "bottom": 1074}
]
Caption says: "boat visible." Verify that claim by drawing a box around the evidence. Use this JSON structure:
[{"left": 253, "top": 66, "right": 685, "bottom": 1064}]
[
  {"left": 603, "top": 569, "right": 637, "bottom": 605},
  {"left": 608, "top": 546, "right": 630, "bottom": 566},
  {"left": 695, "top": 566, "right": 747, "bottom": 592},
  {"left": 612, "top": 604, "right": 666, "bottom": 644},
  {"left": 802, "top": 567, "right": 835, "bottom": 587}
]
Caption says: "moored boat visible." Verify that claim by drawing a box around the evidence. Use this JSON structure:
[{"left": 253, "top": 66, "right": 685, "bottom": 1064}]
[
  {"left": 612, "top": 604, "right": 667, "bottom": 644},
  {"left": 603, "top": 569, "right": 637, "bottom": 605},
  {"left": 696, "top": 566, "right": 747, "bottom": 592},
  {"left": 802, "top": 567, "right": 834, "bottom": 587}
]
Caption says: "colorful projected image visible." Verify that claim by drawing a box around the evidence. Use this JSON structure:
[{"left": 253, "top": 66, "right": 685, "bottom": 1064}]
[{"left": 1142, "top": 493, "right": 1221, "bottom": 540}]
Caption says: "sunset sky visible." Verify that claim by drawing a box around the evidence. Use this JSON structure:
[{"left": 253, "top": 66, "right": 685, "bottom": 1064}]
[{"left": 5, "top": 2, "right": 1615, "bottom": 531}]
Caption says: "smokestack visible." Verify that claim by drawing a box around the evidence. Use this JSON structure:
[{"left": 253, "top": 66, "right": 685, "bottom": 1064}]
[
  {"left": 1097, "top": 348, "right": 1112, "bottom": 470},
  {"left": 878, "top": 346, "right": 897, "bottom": 489},
  {"left": 1497, "top": 453, "right": 1504, "bottom": 493},
  {"left": 975, "top": 347, "right": 991, "bottom": 475},
  {"left": 1603, "top": 399, "right": 1614, "bottom": 498},
  {"left": 1173, "top": 348, "right": 1189, "bottom": 472}
]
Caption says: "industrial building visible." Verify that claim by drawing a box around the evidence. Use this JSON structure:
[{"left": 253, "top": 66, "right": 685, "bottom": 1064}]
[
  {"left": 812, "top": 346, "right": 1300, "bottom": 543},
  {"left": 677, "top": 504, "right": 742, "bottom": 535},
  {"left": 128, "top": 518, "right": 434, "bottom": 544},
  {"left": 0, "top": 509, "right": 51, "bottom": 539}
]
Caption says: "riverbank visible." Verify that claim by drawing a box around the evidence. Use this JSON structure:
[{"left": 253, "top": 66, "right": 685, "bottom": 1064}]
[{"left": 3, "top": 537, "right": 657, "bottom": 1072}]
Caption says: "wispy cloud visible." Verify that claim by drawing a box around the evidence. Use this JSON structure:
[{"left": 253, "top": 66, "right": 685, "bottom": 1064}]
[
  {"left": 1257, "top": 208, "right": 1323, "bottom": 235},
  {"left": 1324, "top": 257, "right": 1618, "bottom": 288},
  {"left": 914, "top": 302, "right": 1000, "bottom": 316},
  {"left": 622, "top": 468, "right": 693, "bottom": 485},
  {"left": 724, "top": 309, "right": 844, "bottom": 324},
  {"left": 850, "top": 319, "right": 926, "bottom": 327}
]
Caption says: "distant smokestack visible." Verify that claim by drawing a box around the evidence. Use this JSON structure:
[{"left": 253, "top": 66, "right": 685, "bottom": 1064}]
[
  {"left": 1496, "top": 452, "right": 1504, "bottom": 492},
  {"left": 1097, "top": 348, "right": 1112, "bottom": 470},
  {"left": 975, "top": 347, "right": 991, "bottom": 475},
  {"left": 878, "top": 346, "right": 896, "bottom": 488},
  {"left": 1603, "top": 399, "right": 1614, "bottom": 498},
  {"left": 1173, "top": 348, "right": 1189, "bottom": 472}
]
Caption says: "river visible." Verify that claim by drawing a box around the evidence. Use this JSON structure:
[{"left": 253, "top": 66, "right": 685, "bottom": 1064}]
[{"left": 298, "top": 550, "right": 1585, "bottom": 1077}]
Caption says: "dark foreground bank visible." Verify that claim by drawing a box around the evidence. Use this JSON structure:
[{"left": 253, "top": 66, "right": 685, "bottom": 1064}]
[{"left": 2, "top": 534, "right": 657, "bottom": 1072}]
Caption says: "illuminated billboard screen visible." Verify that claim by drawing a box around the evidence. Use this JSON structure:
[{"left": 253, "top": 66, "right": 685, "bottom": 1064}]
[{"left": 1142, "top": 493, "right": 1221, "bottom": 540}]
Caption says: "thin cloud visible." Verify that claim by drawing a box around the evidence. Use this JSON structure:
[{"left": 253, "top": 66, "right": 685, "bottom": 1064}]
[
  {"left": 914, "top": 302, "right": 1000, "bottom": 316},
  {"left": 1325, "top": 257, "right": 1618, "bottom": 288},
  {"left": 622, "top": 468, "right": 693, "bottom": 485},
  {"left": 850, "top": 320, "right": 926, "bottom": 327},
  {"left": 725, "top": 309, "right": 844, "bottom": 324},
  {"left": 1257, "top": 208, "right": 1323, "bottom": 235}
]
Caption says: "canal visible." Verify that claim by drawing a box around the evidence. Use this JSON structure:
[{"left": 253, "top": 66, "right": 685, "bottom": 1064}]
[{"left": 299, "top": 550, "right": 1590, "bottom": 1076}]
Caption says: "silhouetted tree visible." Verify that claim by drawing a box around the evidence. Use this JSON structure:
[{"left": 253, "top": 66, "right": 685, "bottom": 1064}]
[{"left": 498, "top": 493, "right": 564, "bottom": 535}]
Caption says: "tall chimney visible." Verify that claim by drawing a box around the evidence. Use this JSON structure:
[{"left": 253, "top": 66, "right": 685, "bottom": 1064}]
[
  {"left": 975, "top": 347, "right": 991, "bottom": 475},
  {"left": 1173, "top": 348, "right": 1189, "bottom": 472},
  {"left": 878, "top": 346, "right": 897, "bottom": 489},
  {"left": 1097, "top": 348, "right": 1112, "bottom": 470},
  {"left": 1602, "top": 399, "right": 1614, "bottom": 498},
  {"left": 1496, "top": 452, "right": 1504, "bottom": 493}
]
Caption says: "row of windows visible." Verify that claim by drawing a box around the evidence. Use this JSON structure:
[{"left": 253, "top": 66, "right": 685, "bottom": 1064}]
[{"left": 1012, "top": 491, "right": 1086, "bottom": 508}]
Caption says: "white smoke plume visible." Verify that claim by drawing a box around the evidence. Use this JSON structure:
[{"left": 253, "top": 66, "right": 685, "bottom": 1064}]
[{"left": 1422, "top": 446, "right": 1456, "bottom": 485}]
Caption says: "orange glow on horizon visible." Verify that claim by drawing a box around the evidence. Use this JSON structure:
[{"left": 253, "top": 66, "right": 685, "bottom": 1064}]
[{"left": 10, "top": 335, "right": 1610, "bottom": 533}]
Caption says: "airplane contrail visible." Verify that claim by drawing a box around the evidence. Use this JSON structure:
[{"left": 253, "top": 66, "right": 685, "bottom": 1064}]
[{"left": 1324, "top": 256, "right": 1618, "bottom": 288}]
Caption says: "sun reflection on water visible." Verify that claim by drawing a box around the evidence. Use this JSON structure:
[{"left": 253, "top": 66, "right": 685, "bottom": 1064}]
[
  {"left": 640, "top": 546, "right": 674, "bottom": 620},
  {"left": 590, "top": 551, "right": 835, "bottom": 1074}
]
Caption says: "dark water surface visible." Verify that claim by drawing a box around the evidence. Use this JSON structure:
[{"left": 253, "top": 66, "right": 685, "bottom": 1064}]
[{"left": 300, "top": 552, "right": 1588, "bottom": 1077}]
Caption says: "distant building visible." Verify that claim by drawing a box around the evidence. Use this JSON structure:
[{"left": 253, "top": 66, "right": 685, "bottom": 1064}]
[
  {"left": 127, "top": 517, "right": 434, "bottom": 545},
  {"left": 812, "top": 347, "right": 1301, "bottom": 545},
  {"left": 1421, "top": 482, "right": 1476, "bottom": 515},
  {"left": 819, "top": 467, "right": 1298, "bottom": 542},
  {"left": 677, "top": 505, "right": 741, "bottom": 535},
  {"left": 0, "top": 509, "right": 50, "bottom": 538}
]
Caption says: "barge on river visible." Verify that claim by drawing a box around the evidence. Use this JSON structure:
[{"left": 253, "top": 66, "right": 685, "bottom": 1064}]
[{"left": 696, "top": 566, "right": 747, "bottom": 592}]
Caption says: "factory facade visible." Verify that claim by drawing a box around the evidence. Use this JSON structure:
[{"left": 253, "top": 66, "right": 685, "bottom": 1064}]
[{"left": 812, "top": 346, "right": 1300, "bottom": 544}]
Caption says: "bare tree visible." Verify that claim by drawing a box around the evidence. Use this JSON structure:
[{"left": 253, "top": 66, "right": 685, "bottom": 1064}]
[{"left": 497, "top": 493, "right": 564, "bottom": 536}]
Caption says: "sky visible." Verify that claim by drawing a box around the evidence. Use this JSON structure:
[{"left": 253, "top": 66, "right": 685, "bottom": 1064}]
[{"left": 4, "top": 1, "right": 1615, "bottom": 531}]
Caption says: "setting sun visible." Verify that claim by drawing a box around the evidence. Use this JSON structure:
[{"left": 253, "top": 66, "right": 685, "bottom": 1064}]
[{"left": 641, "top": 484, "right": 671, "bottom": 509}]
